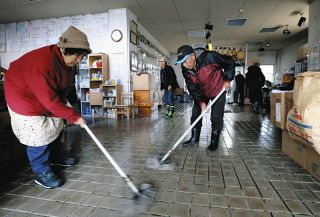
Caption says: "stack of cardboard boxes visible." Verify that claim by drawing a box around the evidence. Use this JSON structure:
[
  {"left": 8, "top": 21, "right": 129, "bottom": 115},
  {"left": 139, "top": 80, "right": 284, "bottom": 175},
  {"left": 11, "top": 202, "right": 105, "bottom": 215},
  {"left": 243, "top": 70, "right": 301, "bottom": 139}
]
[{"left": 270, "top": 90, "right": 320, "bottom": 181}]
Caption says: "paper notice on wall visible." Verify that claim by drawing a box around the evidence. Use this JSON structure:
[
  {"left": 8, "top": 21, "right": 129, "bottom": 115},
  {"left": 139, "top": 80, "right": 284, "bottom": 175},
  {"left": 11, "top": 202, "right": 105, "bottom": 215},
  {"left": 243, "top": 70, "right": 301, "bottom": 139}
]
[
  {"left": 0, "top": 24, "right": 5, "bottom": 52},
  {"left": 275, "top": 103, "right": 281, "bottom": 122},
  {"left": 71, "top": 15, "right": 84, "bottom": 31},
  {"left": 56, "top": 16, "right": 71, "bottom": 36},
  {"left": 17, "top": 21, "right": 30, "bottom": 54},
  {"left": 308, "top": 41, "right": 320, "bottom": 71},
  {"left": 6, "top": 22, "right": 18, "bottom": 52},
  {"left": 30, "top": 20, "right": 44, "bottom": 49},
  {"left": 44, "top": 18, "right": 58, "bottom": 45}
]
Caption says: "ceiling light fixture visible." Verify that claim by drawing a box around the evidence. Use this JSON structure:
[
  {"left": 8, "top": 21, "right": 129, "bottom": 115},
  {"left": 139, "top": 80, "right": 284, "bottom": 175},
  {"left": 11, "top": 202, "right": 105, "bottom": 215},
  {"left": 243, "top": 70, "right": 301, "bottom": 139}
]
[
  {"left": 283, "top": 25, "right": 290, "bottom": 35},
  {"left": 266, "top": 42, "right": 270, "bottom": 47},
  {"left": 298, "top": 12, "right": 306, "bottom": 27}
]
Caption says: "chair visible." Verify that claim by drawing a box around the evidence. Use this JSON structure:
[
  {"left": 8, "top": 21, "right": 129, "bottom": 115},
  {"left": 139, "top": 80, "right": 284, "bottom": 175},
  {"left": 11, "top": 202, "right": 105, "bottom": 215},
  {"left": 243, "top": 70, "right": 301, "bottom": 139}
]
[{"left": 115, "top": 93, "right": 135, "bottom": 119}]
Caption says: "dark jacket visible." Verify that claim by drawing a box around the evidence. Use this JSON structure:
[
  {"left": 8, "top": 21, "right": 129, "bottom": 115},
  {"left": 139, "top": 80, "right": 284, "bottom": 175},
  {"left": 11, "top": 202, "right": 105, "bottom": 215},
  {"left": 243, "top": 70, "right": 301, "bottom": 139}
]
[
  {"left": 160, "top": 65, "right": 178, "bottom": 90},
  {"left": 235, "top": 74, "right": 246, "bottom": 88},
  {"left": 246, "top": 65, "right": 265, "bottom": 89},
  {"left": 182, "top": 50, "right": 235, "bottom": 105}
]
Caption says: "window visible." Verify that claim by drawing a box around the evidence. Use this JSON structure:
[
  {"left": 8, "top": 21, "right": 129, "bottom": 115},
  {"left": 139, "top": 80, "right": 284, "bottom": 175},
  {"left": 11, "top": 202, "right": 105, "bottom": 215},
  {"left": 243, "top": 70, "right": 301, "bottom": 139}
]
[{"left": 260, "top": 65, "right": 274, "bottom": 83}]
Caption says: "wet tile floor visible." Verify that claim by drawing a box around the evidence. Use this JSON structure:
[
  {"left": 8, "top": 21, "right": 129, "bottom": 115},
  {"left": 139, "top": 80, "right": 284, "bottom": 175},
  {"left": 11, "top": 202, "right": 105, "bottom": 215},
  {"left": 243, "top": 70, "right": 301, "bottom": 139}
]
[{"left": 1, "top": 103, "right": 320, "bottom": 217}]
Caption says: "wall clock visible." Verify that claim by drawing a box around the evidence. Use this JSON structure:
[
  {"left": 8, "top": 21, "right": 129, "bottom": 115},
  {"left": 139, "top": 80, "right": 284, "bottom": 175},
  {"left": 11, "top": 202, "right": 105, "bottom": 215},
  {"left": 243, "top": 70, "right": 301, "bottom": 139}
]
[{"left": 111, "top": 29, "right": 122, "bottom": 42}]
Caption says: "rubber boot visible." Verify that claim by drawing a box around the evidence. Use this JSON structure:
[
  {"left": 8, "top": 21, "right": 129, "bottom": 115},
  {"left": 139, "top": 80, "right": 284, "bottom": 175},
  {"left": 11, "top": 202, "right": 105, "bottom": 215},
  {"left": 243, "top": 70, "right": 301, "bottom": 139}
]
[
  {"left": 207, "top": 132, "right": 220, "bottom": 151},
  {"left": 163, "top": 105, "right": 170, "bottom": 117},
  {"left": 183, "top": 128, "right": 201, "bottom": 147},
  {"left": 165, "top": 106, "right": 175, "bottom": 118},
  {"left": 253, "top": 101, "right": 259, "bottom": 114}
]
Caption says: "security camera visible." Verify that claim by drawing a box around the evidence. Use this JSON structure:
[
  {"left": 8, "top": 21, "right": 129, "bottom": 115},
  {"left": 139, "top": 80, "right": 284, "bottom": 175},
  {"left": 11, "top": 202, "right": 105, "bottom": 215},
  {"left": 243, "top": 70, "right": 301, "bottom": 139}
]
[{"left": 205, "top": 24, "right": 213, "bottom": 30}]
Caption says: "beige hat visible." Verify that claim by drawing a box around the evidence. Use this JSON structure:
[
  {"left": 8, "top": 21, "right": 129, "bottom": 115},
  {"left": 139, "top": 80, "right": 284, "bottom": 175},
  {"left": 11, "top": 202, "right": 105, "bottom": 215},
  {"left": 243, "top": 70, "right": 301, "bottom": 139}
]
[
  {"left": 158, "top": 57, "right": 166, "bottom": 62},
  {"left": 57, "top": 26, "right": 92, "bottom": 53}
]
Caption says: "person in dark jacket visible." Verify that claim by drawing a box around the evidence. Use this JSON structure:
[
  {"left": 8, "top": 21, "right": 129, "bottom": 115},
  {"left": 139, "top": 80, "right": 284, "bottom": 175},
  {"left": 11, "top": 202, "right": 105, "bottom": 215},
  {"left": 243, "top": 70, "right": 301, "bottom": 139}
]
[
  {"left": 234, "top": 72, "right": 246, "bottom": 106},
  {"left": 176, "top": 45, "right": 235, "bottom": 151},
  {"left": 159, "top": 57, "right": 178, "bottom": 118},
  {"left": 246, "top": 62, "right": 265, "bottom": 113}
]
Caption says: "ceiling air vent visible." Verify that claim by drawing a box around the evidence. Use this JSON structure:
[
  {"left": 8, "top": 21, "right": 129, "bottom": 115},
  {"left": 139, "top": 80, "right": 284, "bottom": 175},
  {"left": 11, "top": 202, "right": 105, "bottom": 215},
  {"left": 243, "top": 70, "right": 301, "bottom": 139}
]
[
  {"left": 259, "top": 26, "right": 281, "bottom": 33},
  {"left": 225, "top": 18, "right": 247, "bottom": 27},
  {"left": 187, "top": 30, "right": 205, "bottom": 38},
  {"left": 192, "top": 43, "right": 206, "bottom": 49}
]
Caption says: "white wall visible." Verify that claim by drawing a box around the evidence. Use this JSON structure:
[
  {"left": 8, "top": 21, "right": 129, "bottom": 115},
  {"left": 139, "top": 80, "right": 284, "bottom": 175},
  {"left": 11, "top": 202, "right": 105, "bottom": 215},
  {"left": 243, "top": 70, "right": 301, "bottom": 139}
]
[
  {"left": 0, "top": 8, "right": 169, "bottom": 94},
  {"left": 277, "top": 38, "right": 307, "bottom": 74},
  {"left": 169, "top": 55, "right": 184, "bottom": 89},
  {"left": 308, "top": 0, "right": 320, "bottom": 71}
]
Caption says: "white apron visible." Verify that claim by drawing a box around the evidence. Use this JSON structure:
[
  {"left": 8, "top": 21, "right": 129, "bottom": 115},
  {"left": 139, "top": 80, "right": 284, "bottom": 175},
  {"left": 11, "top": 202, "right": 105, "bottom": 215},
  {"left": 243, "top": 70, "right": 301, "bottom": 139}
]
[{"left": 8, "top": 106, "right": 64, "bottom": 147}]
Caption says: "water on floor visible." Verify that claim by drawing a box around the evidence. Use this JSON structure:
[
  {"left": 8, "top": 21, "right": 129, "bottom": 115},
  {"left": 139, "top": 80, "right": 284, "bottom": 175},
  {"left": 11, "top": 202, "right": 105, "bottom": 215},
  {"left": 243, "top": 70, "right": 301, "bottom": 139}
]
[{"left": 0, "top": 104, "right": 320, "bottom": 217}]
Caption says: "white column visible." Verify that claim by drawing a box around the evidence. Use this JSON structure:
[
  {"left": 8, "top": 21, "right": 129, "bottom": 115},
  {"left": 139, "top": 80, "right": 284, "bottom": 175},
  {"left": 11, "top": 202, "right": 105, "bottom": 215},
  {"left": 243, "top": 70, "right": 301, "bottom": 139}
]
[{"left": 308, "top": 0, "right": 320, "bottom": 71}]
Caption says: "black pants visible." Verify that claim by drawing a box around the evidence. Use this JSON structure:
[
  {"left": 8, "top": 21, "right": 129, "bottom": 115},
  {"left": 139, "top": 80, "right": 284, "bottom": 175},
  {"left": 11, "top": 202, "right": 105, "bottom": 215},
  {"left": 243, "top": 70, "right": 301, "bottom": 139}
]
[
  {"left": 249, "top": 88, "right": 263, "bottom": 104},
  {"left": 234, "top": 85, "right": 245, "bottom": 104},
  {"left": 191, "top": 92, "right": 226, "bottom": 132}
]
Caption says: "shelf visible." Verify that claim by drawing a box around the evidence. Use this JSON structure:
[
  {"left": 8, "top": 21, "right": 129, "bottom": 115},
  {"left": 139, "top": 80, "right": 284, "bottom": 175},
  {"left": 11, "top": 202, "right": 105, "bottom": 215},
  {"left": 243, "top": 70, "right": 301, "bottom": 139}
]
[
  {"left": 81, "top": 101, "right": 90, "bottom": 103},
  {"left": 89, "top": 67, "right": 103, "bottom": 69},
  {"left": 104, "top": 106, "right": 115, "bottom": 109},
  {"left": 90, "top": 79, "right": 102, "bottom": 81},
  {"left": 80, "top": 86, "right": 89, "bottom": 88},
  {"left": 103, "top": 96, "right": 116, "bottom": 98},
  {"left": 102, "top": 84, "right": 117, "bottom": 87}
]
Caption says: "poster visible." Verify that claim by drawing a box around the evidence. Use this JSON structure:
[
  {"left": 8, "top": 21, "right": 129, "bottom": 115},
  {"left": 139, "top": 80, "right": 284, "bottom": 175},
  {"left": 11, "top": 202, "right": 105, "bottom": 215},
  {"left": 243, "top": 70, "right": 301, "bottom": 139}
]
[
  {"left": 44, "top": 18, "right": 58, "bottom": 45},
  {"left": 6, "top": 22, "right": 18, "bottom": 52},
  {"left": 17, "top": 21, "right": 30, "bottom": 54},
  {"left": 30, "top": 20, "right": 44, "bottom": 49},
  {"left": 56, "top": 16, "right": 71, "bottom": 36},
  {"left": 308, "top": 41, "right": 320, "bottom": 71},
  {"left": 0, "top": 24, "right": 5, "bottom": 52}
]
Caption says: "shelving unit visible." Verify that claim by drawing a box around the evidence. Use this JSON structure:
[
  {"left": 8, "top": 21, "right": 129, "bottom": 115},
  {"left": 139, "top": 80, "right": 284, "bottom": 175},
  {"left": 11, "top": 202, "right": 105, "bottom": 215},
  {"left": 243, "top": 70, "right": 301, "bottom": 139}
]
[
  {"left": 102, "top": 84, "right": 122, "bottom": 118},
  {"left": 78, "top": 55, "right": 90, "bottom": 116},
  {"left": 88, "top": 53, "right": 109, "bottom": 117}
]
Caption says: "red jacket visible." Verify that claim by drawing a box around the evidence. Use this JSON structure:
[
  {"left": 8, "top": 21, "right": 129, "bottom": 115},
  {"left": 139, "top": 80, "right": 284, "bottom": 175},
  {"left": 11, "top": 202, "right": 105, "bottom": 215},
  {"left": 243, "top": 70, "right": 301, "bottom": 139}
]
[{"left": 4, "top": 45, "right": 80, "bottom": 123}]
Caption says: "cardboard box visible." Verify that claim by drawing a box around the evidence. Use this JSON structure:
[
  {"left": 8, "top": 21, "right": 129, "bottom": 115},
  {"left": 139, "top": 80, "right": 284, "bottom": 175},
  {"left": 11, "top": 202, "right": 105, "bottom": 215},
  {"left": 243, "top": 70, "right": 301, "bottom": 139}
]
[
  {"left": 270, "top": 91, "right": 293, "bottom": 129},
  {"left": 175, "top": 88, "right": 184, "bottom": 96},
  {"left": 89, "top": 92, "right": 103, "bottom": 105},
  {"left": 282, "top": 130, "right": 306, "bottom": 168},
  {"left": 305, "top": 147, "right": 320, "bottom": 181},
  {"left": 138, "top": 105, "right": 152, "bottom": 116},
  {"left": 134, "top": 90, "right": 153, "bottom": 105},
  {"left": 283, "top": 129, "right": 320, "bottom": 181},
  {"left": 133, "top": 73, "right": 155, "bottom": 90}
]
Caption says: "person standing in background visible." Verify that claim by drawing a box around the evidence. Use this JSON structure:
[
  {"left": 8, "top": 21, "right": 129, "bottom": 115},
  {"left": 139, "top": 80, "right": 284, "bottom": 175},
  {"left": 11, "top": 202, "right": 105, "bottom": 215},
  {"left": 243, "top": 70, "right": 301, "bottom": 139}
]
[
  {"left": 0, "top": 66, "right": 6, "bottom": 80},
  {"left": 4, "top": 26, "right": 91, "bottom": 189},
  {"left": 234, "top": 72, "right": 246, "bottom": 106},
  {"left": 246, "top": 62, "right": 265, "bottom": 113},
  {"left": 159, "top": 57, "right": 179, "bottom": 118}
]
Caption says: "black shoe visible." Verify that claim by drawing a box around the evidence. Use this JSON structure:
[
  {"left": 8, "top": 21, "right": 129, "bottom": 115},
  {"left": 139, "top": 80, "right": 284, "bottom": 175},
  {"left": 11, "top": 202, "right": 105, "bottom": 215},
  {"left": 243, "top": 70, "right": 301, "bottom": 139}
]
[
  {"left": 51, "top": 157, "right": 78, "bottom": 167},
  {"left": 207, "top": 132, "right": 220, "bottom": 152},
  {"left": 35, "top": 171, "right": 62, "bottom": 189},
  {"left": 183, "top": 128, "right": 201, "bottom": 147}
]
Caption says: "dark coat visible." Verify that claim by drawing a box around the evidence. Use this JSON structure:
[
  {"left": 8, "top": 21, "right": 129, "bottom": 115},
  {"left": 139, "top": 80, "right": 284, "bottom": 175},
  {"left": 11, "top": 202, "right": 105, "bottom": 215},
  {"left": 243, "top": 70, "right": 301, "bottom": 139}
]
[
  {"left": 235, "top": 74, "right": 246, "bottom": 88},
  {"left": 182, "top": 50, "right": 235, "bottom": 105},
  {"left": 160, "top": 65, "right": 178, "bottom": 90},
  {"left": 246, "top": 65, "right": 265, "bottom": 89}
]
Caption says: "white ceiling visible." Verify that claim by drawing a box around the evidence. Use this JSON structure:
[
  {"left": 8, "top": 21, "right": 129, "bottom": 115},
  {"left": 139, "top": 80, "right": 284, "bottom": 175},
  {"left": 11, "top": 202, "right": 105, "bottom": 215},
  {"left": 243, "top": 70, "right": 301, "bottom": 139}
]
[{"left": 0, "top": 0, "right": 310, "bottom": 53}]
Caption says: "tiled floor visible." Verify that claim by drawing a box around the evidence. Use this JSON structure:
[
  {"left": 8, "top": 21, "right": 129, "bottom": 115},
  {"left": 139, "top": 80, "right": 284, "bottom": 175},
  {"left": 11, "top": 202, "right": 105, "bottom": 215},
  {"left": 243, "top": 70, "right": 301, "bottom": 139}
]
[{"left": 1, "top": 103, "right": 320, "bottom": 217}]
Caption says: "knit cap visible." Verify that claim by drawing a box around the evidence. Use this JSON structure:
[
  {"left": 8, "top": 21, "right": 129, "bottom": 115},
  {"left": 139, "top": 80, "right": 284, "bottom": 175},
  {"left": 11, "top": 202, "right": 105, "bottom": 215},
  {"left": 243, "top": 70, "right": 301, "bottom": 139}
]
[{"left": 57, "top": 26, "right": 92, "bottom": 53}]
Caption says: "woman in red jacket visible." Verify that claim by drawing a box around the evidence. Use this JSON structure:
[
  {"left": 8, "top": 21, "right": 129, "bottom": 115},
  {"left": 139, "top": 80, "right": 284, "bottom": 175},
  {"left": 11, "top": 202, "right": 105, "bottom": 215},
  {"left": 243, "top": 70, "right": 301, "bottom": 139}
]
[{"left": 5, "top": 26, "right": 91, "bottom": 189}]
